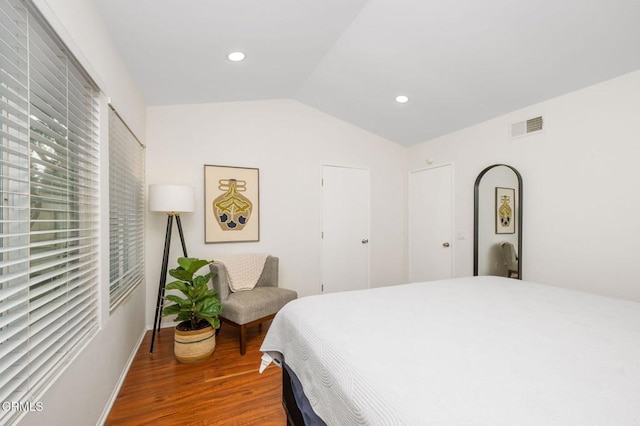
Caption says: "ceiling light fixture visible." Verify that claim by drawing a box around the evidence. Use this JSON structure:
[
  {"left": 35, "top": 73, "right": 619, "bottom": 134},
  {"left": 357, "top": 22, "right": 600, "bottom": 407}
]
[
  {"left": 227, "top": 51, "right": 246, "bottom": 62},
  {"left": 395, "top": 95, "right": 409, "bottom": 104}
]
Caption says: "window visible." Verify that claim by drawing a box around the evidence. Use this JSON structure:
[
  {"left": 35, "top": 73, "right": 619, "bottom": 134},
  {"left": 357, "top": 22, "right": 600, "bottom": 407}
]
[
  {"left": 0, "top": 0, "right": 100, "bottom": 423},
  {"left": 109, "top": 106, "right": 144, "bottom": 310}
]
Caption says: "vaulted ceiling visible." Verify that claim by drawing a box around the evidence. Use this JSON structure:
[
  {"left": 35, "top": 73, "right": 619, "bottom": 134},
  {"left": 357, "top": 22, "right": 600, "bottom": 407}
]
[{"left": 95, "top": 0, "right": 640, "bottom": 146}]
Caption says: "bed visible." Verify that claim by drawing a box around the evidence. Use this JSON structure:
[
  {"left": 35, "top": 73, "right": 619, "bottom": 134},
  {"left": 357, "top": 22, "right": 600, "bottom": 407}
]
[{"left": 259, "top": 276, "right": 640, "bottom": 425}]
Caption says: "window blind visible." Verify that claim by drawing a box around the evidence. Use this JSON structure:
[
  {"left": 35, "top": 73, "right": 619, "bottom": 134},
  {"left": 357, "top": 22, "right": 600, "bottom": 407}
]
[
  {"left": 109, "top": 105, "right": 144, "bottom": 311},
  {"left": 0, "top": 0, "right": 100, "bottom": 423}
]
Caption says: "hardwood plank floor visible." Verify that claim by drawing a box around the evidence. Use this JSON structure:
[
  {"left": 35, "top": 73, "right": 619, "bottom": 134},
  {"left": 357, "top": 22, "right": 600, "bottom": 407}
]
[{"left": 106, "top": 322, "right": 286, "bottom": 425}]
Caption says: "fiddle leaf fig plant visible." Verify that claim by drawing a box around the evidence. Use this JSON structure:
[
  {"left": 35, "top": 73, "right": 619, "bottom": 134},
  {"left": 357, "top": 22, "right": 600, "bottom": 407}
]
[{"left": 162, "top": 257, "right": 222, "bottom": 331}]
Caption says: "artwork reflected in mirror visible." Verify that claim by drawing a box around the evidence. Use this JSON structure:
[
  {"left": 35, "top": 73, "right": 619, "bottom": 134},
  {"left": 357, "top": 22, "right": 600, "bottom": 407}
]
[
  {"left": 474, "top": 164, "right": 522, "bottom": 279},
  {"left": 495, "top": 187, "right": 515, "bottom": 234}
]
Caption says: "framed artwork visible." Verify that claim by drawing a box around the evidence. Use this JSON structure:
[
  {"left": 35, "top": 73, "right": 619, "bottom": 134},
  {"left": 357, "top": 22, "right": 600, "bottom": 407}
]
[
  {"left": 495, "top": 187, "right": 515, "bottom": 234},
  {"left": 204, "top": 165, "right": 259, "bottom": 243}
]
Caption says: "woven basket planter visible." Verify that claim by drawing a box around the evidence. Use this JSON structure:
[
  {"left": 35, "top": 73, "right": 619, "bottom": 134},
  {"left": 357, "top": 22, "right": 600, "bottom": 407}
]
[{"left": 174, "top": 324, "right": 216, "bottom": 364}]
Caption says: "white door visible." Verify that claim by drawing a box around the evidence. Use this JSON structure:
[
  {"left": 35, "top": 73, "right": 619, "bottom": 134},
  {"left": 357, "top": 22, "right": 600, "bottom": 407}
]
[
  {"left": 321, "top": 165, "right": 370, "bottom": 293},
  {"left": 408, "top": 164, "right": 453, "bottom": 282}
]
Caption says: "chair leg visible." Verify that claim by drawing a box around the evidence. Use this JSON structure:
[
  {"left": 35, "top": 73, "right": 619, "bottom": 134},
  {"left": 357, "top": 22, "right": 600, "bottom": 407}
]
[
  {"left": 239, "top": 324, "right": 247, "bottom": 355},
  {"left": 223, "top": 315, "right": 276, "bottom": 355}
]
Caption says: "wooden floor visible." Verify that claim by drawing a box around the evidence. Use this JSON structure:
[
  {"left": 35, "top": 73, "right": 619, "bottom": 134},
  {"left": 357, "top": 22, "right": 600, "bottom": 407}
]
[{"left": 105, "top": 322, "right": 286, "bottom": 425}]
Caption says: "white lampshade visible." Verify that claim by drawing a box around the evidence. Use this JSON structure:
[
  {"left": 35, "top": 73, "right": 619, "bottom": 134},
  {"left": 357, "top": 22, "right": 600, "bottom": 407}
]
[{"left": 149, "top": 184, "right": 195, "bottom": 213}]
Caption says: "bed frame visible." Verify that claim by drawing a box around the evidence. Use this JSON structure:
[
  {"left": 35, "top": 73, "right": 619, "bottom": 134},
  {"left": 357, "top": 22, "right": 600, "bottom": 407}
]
[{"left": 282, "top": 366, "right": 304, "bottom": 426}]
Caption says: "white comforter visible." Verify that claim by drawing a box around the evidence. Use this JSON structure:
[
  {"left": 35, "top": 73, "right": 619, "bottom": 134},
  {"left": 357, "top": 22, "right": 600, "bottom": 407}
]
[{"left": 260, "top": 276, "right": 640, "bottom": 425}]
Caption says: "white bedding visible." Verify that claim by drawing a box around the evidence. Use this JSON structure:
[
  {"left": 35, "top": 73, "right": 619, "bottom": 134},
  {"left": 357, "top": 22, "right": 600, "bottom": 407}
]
[{"left": 260, "top": 276, "right": 640, "bottom": 425}]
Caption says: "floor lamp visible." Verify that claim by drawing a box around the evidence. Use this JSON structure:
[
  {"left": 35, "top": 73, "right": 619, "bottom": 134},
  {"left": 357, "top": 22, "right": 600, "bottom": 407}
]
[{"left": 149, "top": 184, "right": 195, "bottom": 353}]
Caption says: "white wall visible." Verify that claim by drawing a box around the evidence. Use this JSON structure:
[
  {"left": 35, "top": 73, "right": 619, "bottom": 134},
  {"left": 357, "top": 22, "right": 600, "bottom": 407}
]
[
  {"left": 146, "top": 99, "right": 407, "bottom": 327},
  {"left": 20, "top": 1, "right": 148, "bottom": 425},
  {"left": 408, "top": 70, "right": 640, "bottom": 302}
]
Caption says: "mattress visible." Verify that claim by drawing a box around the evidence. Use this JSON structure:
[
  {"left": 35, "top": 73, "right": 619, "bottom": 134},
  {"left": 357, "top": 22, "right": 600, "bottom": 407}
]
[{"left": 260, "top": 276, "right": 640, "bottom": 425}]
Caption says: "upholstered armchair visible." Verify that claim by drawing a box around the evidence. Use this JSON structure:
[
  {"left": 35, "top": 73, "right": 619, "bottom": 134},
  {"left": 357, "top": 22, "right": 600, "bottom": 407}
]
[
  {"left": 210, "top": 255, "right": 297, "bottom": 355},
  {"left": 500, "top": 242, "right": 519, "bottom": 278}
]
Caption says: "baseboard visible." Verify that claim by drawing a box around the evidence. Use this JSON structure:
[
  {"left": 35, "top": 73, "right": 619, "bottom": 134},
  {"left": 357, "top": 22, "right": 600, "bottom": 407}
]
[{"left": 96, "top": 329, "right": 147, "bottom": 425}]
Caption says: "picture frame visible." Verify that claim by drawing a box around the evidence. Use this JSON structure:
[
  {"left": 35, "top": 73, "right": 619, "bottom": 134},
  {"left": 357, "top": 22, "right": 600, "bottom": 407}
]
[
  {"left": 204, "top": 165, "right": 259, "bottom": 243},
  {"left": 495, "top": 187, "right": 515, "bottom": 234}
]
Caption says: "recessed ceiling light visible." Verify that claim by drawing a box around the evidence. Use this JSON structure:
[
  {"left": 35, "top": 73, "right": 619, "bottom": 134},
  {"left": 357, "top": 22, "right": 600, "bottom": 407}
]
[
  {"left": 227, "top": 51, "right": 246, "bottom": 62},
  {"left": 395, "top": 95, "right": 409, "bottom": 104}
]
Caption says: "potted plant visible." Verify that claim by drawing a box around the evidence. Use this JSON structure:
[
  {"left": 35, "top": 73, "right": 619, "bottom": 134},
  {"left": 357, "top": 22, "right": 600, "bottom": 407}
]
[{"left": 162, "top": 257, "right": 222, "bottom": 364}]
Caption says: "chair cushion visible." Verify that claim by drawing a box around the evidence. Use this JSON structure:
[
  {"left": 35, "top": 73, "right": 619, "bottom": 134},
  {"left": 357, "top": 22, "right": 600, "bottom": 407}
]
[{"left": 221, "top": 287, "right": 297, "bottom": 325}]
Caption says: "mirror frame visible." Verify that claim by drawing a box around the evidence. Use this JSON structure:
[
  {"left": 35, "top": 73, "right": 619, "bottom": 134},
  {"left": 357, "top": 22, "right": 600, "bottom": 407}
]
[{"left": 473, "top": 164, "right": 523, "bottom": 279}]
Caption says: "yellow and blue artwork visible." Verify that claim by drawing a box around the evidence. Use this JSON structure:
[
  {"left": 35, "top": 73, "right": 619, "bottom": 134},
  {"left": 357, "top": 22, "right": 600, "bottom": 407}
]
[
  {"left": 495, "top": 187, "right": 515, "bottom": 234},
  {"left": 213, "top": 179, "right": 253, "bottom": 231},
  {"left": 205, "top": 165, "right": 259, "bottom": 243}
]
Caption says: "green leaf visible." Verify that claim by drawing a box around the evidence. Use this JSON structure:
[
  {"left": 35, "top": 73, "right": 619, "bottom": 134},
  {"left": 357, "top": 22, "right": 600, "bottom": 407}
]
[
  {"left": 165, "top": 295, "right": 190, "bottom": 306},
  {"left": 192, "top": 275, "right": 205, "bottom": 287},
  {"left": 199, "top": 315, "right": 220, "bottom": 329},
  {"left": 177, "top": 257, "right": 211, "bottom": 274},
  {"left": 162, "top": 304, "right": 181, "bottom": 316},
  {"left": 187, "top": 284, "right": 200, "bottom": 299},
  {"left": 194, "top": 283, "right": 209, "bottom": 300},
  {"left": 192, "top": 299, "right": 205, "bottom": 313},
  {"left": 166, "top": 280, "right": 190, "bottom": 293},
  {"left": 175, "top": 312, "right": 191, "bottom": 323},
  {"left": 192, "top": 272, "right": 213, "bottom": 287},
  {"left": 169, "top": 268, "right": 193, "bottom": 282},
  {"left": 201, "top": 298, "right": 222, "bottom": 316}
]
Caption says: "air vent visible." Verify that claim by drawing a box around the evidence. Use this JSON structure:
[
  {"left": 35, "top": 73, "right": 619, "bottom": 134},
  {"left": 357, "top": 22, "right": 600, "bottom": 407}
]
[{"left": 511, "top": 116, "right": 543, "bottom": 138}]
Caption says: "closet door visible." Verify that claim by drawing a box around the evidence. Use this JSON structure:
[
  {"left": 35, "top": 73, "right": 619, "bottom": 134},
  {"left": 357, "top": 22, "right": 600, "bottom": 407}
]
[
  {"left": 321, "top": 165, "right": 370, "bottom": 293},
  {"left": 408, "top": 164, "right": 454, "bottom": 282}
]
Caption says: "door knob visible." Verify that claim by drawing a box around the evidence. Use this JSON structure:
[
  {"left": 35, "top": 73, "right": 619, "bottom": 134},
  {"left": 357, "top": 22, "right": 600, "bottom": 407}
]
[
  {"left": 362, "top": 239, "right": 369, "bottom": 244},
  {"left": 442, "top": 242, "right": 450, "bottom": 247}
]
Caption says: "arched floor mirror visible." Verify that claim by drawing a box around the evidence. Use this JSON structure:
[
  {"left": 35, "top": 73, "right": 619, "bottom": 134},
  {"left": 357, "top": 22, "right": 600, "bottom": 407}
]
[{"left": 474, "top": 164, "right": 523, "bottom": 279}]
